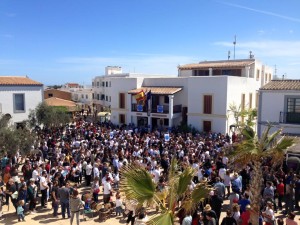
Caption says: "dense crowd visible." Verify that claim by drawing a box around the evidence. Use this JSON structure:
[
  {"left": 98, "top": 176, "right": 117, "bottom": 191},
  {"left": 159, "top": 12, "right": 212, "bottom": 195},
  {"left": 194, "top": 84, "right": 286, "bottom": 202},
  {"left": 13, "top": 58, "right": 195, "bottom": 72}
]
[{"left": 0, "top": 117, "right": 299, "bottom": 225}]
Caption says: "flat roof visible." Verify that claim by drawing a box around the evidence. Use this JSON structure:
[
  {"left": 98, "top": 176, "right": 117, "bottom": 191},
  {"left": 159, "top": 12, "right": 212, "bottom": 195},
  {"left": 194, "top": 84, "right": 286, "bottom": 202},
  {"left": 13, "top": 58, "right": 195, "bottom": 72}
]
[{"left": 128, "top": 87, "right": 182, "bottom": 95}]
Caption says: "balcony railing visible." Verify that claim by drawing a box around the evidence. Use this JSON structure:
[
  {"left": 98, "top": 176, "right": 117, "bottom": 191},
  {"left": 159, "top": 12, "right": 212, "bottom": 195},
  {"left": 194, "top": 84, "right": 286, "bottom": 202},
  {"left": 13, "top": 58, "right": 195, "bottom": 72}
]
[
  {"left": 132, "top": 104, "right": 182, "bottom": 114},
  {"left": 279, "top": 112, "right": 300, "bottom": 124}
]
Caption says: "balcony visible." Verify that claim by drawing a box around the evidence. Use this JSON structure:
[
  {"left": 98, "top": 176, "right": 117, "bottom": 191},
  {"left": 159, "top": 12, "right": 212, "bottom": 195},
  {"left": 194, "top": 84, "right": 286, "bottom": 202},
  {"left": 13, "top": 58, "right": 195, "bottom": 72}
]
[
  {"left": 279, "top": 112, "right": 300, "bottom": 124},
  {"left": 132, "top": 104, "right": 182, "bottom": 114}
]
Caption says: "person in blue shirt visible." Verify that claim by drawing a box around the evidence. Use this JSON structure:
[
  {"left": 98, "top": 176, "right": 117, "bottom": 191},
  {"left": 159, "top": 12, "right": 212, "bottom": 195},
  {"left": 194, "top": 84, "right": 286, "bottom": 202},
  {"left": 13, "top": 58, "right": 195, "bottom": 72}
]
[{"left": 238, "top": 193, "right": 250, "bottom": 213}]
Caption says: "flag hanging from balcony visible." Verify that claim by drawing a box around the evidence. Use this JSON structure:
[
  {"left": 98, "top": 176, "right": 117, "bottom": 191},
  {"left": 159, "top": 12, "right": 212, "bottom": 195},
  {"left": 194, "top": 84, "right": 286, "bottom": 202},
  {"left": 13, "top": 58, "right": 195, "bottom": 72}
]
[
  {"left": 135, "top": 90, "right": 145, "bottom": 101},
  {"left": 145, "top": 90, "right": 152, "bottom": 109}
]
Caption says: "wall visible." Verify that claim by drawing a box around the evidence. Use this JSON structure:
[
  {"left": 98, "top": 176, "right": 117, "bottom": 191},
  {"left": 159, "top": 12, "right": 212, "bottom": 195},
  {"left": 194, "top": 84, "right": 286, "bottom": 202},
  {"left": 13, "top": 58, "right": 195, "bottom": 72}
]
[
  {"left": 44, "top": 89, "right": 72, "bottom": 100},
  {"left": 258, "top": 90, "right": 300, "bottom": 136},
  {"left": 0, "top": 85, "right": 43, "bottom": 124}
]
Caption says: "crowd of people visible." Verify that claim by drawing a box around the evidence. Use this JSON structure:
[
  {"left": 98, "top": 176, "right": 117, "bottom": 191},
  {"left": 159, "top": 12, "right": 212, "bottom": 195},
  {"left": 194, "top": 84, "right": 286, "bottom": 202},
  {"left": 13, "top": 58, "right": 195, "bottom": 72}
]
[{"left": 0, "top": 117, "right": 299, "bottom": 225}]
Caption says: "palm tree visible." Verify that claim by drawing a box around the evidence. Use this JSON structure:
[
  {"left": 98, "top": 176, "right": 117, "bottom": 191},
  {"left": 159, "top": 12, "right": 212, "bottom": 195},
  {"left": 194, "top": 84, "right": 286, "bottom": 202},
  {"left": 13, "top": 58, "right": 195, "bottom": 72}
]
[
  {"left": 120, "top": 158, "right": 212, "bottom": 225},
  {"left": 232, "top": 125, "right": 294, "bottom": 225}
]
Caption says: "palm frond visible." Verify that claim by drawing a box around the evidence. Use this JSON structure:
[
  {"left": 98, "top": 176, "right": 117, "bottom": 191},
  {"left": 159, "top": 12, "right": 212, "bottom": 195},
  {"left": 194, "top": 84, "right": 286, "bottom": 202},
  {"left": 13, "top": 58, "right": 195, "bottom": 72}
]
[
  {"left": 120, "top": 163, "right": 156, "bottom": 204},
  {"left": 168, "top": 157, "right": 178, "bottom": 182},
  {"left": 242, "top": 126, "right": 256, "bottom": 140},
  {"left": 191, "top": 181, "right": 212, "bottom": 204},
  {"left": 147, "top": 211, "right": 173, "bottom": 225},
  {"left": 176, "top": 167, "right": 194, "bottom": 197}
]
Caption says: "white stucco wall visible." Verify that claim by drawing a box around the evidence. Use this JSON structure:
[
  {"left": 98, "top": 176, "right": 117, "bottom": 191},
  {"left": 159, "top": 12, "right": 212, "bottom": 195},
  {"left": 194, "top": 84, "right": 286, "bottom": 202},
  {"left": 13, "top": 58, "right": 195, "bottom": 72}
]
[
  {"left": 258, "top": 90, "right": 300, "bottom": 136},
  {"left": 0, "top": 85, "right": 43, "bottom": 124}
]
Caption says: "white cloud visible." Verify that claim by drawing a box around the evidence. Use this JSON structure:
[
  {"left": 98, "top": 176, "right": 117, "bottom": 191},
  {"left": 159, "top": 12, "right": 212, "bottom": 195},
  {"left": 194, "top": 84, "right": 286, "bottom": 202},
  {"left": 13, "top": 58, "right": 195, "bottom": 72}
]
[
  {"left": 219, "top": 2, "right": 300, "bottom": 23},
  {"left": 4, "top": 13, "right": 16, "bottom": 17},
  {"left": 214, "top": 40, "right": 300, "bottom": 57},
  {"left": 0, "top": 34, "right": 14, "bottom": 38}
]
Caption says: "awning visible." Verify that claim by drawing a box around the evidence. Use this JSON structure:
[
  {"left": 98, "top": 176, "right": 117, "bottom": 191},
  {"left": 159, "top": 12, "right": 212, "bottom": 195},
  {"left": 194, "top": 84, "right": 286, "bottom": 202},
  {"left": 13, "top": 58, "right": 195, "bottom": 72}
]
[
  {"left": 128, "top": 87, "right": 182, "bottom": 95},
  {"left": 97, "top": 112, "right": 111, "bottom": 117}
]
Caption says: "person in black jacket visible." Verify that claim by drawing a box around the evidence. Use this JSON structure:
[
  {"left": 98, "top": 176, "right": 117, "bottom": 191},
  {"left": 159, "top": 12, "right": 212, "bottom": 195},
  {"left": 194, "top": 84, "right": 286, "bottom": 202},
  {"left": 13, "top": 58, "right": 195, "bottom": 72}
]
[
  {"left": 210, "top": 190, "right": 223, "bottom": 224},
  {"left": 221, "top": 210, "right": 237, "bottom": 225}
]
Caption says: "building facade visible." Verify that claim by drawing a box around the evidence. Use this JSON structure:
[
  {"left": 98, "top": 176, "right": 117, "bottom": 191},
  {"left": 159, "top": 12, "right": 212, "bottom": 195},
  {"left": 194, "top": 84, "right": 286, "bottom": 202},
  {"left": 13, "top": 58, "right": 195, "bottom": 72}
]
[
  {"left": 92, "top": 59, "right": 272, "bottom": 133},
  {"left": 0, "top": 76, "right": 43, "bottom": 125},
  {"left": 258, "top": 80, "right": 300, "bottom": 136}
]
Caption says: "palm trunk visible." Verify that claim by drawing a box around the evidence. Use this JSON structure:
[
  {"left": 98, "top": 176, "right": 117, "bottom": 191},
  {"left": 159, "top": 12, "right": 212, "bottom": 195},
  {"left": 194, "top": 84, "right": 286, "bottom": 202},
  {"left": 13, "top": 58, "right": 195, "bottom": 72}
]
[{"left": 249, "top": 160, "right": 263, "bottom": 225}]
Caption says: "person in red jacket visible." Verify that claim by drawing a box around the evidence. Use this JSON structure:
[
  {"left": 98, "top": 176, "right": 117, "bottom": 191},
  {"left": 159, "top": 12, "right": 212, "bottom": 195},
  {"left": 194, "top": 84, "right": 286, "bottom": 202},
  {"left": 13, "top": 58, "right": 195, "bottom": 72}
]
[
  {"left": 240, "top": 204, "right": 251, "bottom": 225},
  {"left": 276, "top": 178, "right": 285, "bottom": 210}
]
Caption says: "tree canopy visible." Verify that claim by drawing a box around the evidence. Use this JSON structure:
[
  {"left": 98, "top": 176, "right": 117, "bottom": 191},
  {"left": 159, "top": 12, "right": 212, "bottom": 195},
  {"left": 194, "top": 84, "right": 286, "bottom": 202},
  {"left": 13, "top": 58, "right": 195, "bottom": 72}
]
[
  {"left": 28, "top": 102, "right": 71, "bottom": 128},
  {"left": 0, "top": 114, "right": 36, "bottom": 157}
]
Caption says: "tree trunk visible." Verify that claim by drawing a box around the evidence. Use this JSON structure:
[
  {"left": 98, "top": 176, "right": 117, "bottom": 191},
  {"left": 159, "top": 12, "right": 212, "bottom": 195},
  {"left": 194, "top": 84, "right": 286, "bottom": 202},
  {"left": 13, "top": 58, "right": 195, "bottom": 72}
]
[{"left": 249, "top": 160, "right": 263, "bottom": 225}]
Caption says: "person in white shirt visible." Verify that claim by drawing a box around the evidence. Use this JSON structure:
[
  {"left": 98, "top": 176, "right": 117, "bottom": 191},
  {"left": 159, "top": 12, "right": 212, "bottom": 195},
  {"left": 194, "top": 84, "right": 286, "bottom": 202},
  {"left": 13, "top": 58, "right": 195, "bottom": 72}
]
[
  {"left": 103, "top": 177, "right": 112, "bottom": 204},
  {"left": 115, "top": 194, "right": 123, "bottom": 216},
  {"left": 152, "top": 166, "right": 160, "bottom": 184},
  {"left": 85, "top": 162, "right": 93, "bottom": 186},
  {"left": 39, "top": 171, "right": 49, "bottom": 208}
]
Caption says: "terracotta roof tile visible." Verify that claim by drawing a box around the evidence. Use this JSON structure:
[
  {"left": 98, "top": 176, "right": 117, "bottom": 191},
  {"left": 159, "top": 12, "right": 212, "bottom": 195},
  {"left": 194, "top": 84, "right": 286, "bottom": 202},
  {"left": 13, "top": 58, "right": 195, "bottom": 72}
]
[
  {"left": 128, "top": 87, "right": 182, "bottom": 95},
  {"left": 260, "top": 80, "right": 300, "bottom": 90},
  {"left": 44, "top": 97, "right": 77, "bottom": 107},
  {"left": 178, "top": 59, "right": 255, "bottom": 70},
  {"left": 0, "top": 76, "right": 42, "bottom": 86}
]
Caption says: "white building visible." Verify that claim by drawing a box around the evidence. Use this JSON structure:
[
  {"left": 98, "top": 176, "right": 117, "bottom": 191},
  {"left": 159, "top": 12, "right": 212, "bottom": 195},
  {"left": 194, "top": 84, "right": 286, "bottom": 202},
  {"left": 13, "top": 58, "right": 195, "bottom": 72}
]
[
  {"left": 258, "top": 80, "right": 300, "bottom": 136},
  {"left": 0, "top": 76, "right": 43, "bottom": 126},
  {"left": 72, "top": 88, "right": 94, "bottom": 109},
  {"left": 92, "top": 59, "right": 272, "bottom": 133}
]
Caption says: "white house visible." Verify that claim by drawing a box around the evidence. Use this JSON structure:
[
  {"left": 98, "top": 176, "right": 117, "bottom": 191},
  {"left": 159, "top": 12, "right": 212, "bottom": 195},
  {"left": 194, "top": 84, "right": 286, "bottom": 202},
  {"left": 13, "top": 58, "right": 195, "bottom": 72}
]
[
  {"left": 258, "top": 80, "right": 300, "bottom": 136},
  {"left": 92, "top": 58, "right": 272, "bottom": 133},
  {"left": 0, "top": 76, "right": 43, "bottom": 125}
]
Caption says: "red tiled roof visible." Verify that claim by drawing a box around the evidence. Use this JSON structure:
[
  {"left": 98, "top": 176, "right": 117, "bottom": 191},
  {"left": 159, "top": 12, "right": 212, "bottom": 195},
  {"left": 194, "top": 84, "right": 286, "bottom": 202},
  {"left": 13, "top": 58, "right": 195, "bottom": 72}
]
[
  {"left": 0, "top": 76, "right": 42, "bottom": 86},
  {"left": 66, "top": 83, "right": 79, "bottom": 87},
  {"left": 178, "top": 59, "right": 255, "bottom": 70},
  {"left": 260, "top": 80, "right": 300, "bottom": 90},
  {"left": 44, "top": 97, "right": 76, "bottom": 107}
]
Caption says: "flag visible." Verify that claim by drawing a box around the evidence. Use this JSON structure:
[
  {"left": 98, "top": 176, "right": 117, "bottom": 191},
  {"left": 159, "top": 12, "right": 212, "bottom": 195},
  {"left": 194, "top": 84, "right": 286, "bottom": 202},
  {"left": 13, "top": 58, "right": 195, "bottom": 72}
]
[
  {"left": 134, "top": 90, "right": 145, "bottom": 102},
  {"left": 145, "top": 90, "right": 152, "bottom": 108}
]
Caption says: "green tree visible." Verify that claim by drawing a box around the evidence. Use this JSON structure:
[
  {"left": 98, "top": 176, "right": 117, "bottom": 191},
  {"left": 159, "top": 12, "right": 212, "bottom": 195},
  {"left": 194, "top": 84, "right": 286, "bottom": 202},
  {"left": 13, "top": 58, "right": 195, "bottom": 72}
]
[
  {"left": 120, "top": 158, "right": 212, "bottom": 225},
  {"left": 0, "top": 114, "right": 36, "bottom": 157},
  {"left": 228, "top": 103, "right": 257, "bottom": 133},
  {"left": 28, "top": 102, "right": 71, "bottom": 128},
  {"left": 232, "top": 125, "right": 294, "bottom": 225}
]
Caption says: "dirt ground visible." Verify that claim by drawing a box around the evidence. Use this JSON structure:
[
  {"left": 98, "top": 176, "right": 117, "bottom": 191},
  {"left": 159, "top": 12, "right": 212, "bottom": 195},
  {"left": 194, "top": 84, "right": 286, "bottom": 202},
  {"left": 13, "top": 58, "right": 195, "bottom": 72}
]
[{"left": 1, "top": 184, "right": 299, "bottom": 225}]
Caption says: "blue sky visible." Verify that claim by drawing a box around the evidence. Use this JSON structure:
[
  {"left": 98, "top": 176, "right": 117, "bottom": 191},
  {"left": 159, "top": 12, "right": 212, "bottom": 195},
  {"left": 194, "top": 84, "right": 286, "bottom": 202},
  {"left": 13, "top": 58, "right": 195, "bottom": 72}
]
[{"left": 1, "top": 0, "right": 300, "bottom": 85}]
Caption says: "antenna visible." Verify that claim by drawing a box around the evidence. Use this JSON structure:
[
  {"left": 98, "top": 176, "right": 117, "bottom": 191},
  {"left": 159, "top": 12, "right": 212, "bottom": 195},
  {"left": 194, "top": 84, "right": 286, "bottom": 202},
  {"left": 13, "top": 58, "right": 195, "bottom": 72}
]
[
  {"left": 228, "top": 51, "right": 231, "bottom": 60},
  {"left": 233, "top": 35, "right": 236, "bottom": 60},
  {"left": 249, "top": 51, "right": 254, "bottom": 59}
]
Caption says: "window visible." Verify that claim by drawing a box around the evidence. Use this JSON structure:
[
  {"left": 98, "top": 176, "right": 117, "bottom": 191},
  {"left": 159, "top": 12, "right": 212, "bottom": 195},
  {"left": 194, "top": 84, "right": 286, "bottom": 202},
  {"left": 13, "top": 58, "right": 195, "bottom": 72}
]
[
  {"left": 203, "top": 121, "right": 211, "bottom": 133},
  {"left": 265, "top": 73, "right": 268, "bottom": 82},
  {"left": 102, "top": 82, "right": 105, "bottom": 87},
  {"left": 48, "top": 93, "right": 53, "bottom": 97},
  {"left": 109, "top": 81, "right": 111, "bottom": 87},
  {"left": 269, "top": 74, "right": 272, "bottom": 81},
  {"left": 101, "top": 94, "right": 105, "bottom": 100},
  {"left": 92, "top": 82, "right": 95, "bottom": 87},
  {"left": 92, "top": 93, "right": 95, "bottom": 99},
  {"left": 97, "top": 82, "right": 99, "bottom": 87},
  {"left": 14, "top": 93, "right": 25, "bottom": 112},
  {"left": 109, "top": 96, "right": 111, "bottom": 102},
  {"left": 97, "top": 94, "right": 100, "bottom": 100},
  {"left": 106, "top": 96, "right": 108, "bottom": 101},
  {"left": 249, "top": 93, "right": 253, "bottom": 109},
  {"left": 81, "top": 94, "right": 84, "bottom": 99},
  {"left": 287, "top": 98, "right": 300, "bottom": 113},
  {"left": 86, "top": 94, "right": 88, "bottom": 99},
  {"left": 256, "top": 69, "right": 260, "bottom": 81},
  {"left": 119, "top": 93, "right": 125, "bottom": 108},
  {"left": 256, "top": 93, "right": 259, "bottom": 108},
  {"left": 164, "top": 96, "right": 169, "bottom": 104},
  {"left": 119, "top": 114, "right": 125, "bottom": 124},
  {"left": 106, "top": 82, "right": 108, "bottom": 87},
  {"left": 193, "top": 70, "right": 209, "bottom": 76},
  {"left": 203, "top": 95, "right": 212, "bottom": 114}
]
